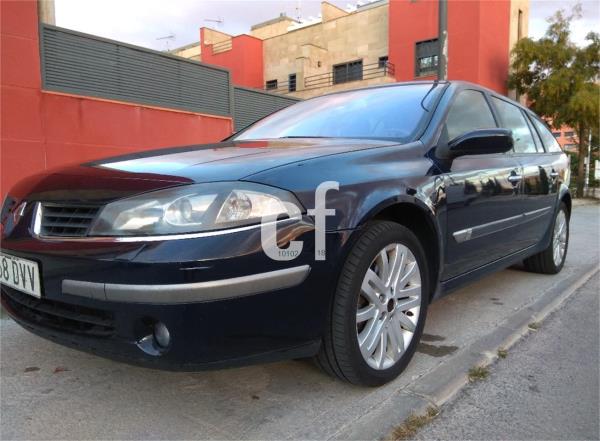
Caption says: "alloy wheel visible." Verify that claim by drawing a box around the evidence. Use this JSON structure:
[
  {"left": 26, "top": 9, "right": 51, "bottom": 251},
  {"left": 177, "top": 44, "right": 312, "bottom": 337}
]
[
  {"left": 553, "top": 209, "right": 567, "bottom": 267},
  {"left": 356, "top": 243, "right": 422, "bottom": 370}
]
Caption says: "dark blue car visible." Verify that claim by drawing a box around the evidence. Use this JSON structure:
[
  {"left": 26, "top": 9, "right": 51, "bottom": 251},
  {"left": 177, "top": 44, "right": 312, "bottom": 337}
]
[{"left": 0, "top": 81, "right": 570, "bottom": 386}]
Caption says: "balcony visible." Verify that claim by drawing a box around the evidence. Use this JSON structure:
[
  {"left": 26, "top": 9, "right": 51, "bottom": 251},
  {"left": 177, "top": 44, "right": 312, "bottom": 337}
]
[
  {"left": 211, "top": 39, "right": 233, "bottom": 54},
  {"left": 265, "top": 61, "right": 396, "bottom": 95}
]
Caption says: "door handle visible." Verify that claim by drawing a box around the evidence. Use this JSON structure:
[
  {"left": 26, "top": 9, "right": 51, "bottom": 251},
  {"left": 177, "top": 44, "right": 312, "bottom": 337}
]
[{"left": 508, "top": 174, "right": 522, "bottom": 183}]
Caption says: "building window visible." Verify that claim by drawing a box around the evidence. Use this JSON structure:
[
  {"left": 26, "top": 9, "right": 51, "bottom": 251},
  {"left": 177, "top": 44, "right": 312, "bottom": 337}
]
[
  {"left": 518, "top": 9, "right": 523, "bottom": 40},
  {"left": 378, "top": 56, "right": 389, "bottom": 69},
  {"left": 265, "top": 79, "right": 278, "bottom": 91},
  {"left": 564, "top": 131, "right": 575, "bottom": 138},
  {"left": 288, "top": 74, "right": 296, "bottom": 92},
  {"left": 415, "top": 39, "right": 439, "bottom": 77},
  {"left": 564, "top": 143, "right": 577, "bottom": 151},
  {"left": 333, "top": 60, "right": 363, "bottom": 85},
  {"left": 552, "top": 132, "right": 561, "bottom": 138}
]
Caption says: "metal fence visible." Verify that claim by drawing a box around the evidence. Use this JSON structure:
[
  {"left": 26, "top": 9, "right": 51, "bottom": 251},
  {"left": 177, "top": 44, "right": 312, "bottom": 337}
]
[
  {"left": 40, "top": 24, "right": 232, "bottom": 116},
  {"left": 265, "top": 80, "right": 295, "bottom": 94},
  {"left": 233, "top": 87, "right": 300, "bottom": 132},
  {"left": 304, "top": 61, "right": 395, "bottom": 90}
]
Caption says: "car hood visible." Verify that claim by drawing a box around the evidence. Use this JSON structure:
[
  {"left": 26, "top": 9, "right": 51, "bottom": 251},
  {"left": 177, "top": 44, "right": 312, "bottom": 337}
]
[
  {"left": 11, "top": 138, "right": 399, "bottom": 203},
  {"left": 83, "top": 138, "right": 399, "bottom": 181}
]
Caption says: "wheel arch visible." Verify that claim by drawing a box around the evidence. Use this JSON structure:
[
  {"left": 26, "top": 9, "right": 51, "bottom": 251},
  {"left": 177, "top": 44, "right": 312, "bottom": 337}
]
[
  {"left": 559, "top": 186, "right": 572, "bottom": 217},
  {"left": 362, "top": 200, "right": 442, "bottom": 302}
]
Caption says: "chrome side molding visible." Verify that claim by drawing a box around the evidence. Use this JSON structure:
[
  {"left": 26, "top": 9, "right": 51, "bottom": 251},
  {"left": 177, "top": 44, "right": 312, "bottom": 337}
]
[
  {"left": 62, "top": 265, "right": 311, "bottom": 304},
  {"left": 453, "top": 206, "right": 552, "bottom": 243}
]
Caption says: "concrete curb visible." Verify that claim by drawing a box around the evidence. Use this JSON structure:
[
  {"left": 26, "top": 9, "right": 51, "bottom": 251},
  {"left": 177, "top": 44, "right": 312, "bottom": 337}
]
[{"left": 335, "top": 264, "right": 600, "bottom": 440}]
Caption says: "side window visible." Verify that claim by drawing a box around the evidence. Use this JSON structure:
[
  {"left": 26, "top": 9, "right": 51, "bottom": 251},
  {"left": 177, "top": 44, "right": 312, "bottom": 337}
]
[
  {"left": 531, "top": 117, "right": 563, "bottom": 152},
  {"left": 492, "top": 97, "right": 536, "bottom": 153},
  {"left": 445, "top": 90, "right": 496, "bottom": 141},
  {"left": 524, "top": 112, "right": 544, "bottom": 152}
]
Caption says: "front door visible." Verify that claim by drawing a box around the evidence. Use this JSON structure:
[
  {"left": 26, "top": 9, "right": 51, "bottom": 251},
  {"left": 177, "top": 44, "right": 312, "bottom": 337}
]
[{"left": 440, "top": 89, "right": 524, "bottom": 280}]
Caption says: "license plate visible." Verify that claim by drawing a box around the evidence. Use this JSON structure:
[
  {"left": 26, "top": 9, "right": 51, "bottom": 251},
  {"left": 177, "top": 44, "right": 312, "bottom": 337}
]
[{"left": 0, "top": 253, "right": 41, "bottom": 298}]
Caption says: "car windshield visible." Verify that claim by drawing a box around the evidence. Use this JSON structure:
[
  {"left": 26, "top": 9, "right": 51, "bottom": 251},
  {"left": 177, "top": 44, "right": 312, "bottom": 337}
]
[{"left": 234, "top": 84, "right": 443, "bottom": 142}]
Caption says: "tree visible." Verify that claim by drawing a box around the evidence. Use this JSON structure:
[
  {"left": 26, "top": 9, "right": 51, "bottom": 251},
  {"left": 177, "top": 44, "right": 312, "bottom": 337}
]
[{"left": 508, "top": 4, "right": 600, "bottom": 197}]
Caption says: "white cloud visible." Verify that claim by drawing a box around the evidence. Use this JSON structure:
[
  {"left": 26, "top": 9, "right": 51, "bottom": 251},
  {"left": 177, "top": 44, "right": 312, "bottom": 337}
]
[
  {"left": 530, "top": 0, "right": 599, "bottom": 47},
  {"left": 54, "top": 0, "right": 346, "bottom": 51}
]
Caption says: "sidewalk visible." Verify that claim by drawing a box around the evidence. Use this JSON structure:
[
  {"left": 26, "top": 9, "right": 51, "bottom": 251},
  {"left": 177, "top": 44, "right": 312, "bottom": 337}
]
[{"left": 414, "top": 273, "right": 599, "bottom": 441}]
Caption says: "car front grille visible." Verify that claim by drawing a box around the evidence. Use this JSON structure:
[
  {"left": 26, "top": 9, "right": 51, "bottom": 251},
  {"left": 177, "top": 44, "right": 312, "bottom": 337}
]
[
  {"left": 1, "top": 287, "right": 116, "bottom": 337},
  {"left": 40, "top": 203, "right": 101, "bottom": 237},
  {"left": 1, "top": 196, "right": 17, "bottom": 225}
]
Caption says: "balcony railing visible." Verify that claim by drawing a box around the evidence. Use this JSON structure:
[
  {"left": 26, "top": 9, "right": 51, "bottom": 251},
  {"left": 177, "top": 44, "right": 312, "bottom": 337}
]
[
  {"left": 264, "top": 62, "right": 395, "bottom": 95},
  {"left": 304, "top": 61, "right": 395, "bottom": 91},
  {"left": 211, "top": 39, "right": 233, "bottom": 54},
  {"left": 265, "top": 80, "right": 296, "bottom": 94}
]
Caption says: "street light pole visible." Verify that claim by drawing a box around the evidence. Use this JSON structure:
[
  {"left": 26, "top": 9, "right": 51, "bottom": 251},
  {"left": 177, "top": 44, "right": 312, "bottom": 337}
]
[
  {"left": 584, "top": 130, "right": 592, "bottom": 196},
  {"left": 438, "top": 0, "right": 448, "bottom": 81}
]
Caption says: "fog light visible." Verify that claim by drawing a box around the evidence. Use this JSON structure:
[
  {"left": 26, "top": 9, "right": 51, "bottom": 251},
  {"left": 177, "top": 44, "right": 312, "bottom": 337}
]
[{"left": 153, "top": 322, "right": 171, "bottom": 348}]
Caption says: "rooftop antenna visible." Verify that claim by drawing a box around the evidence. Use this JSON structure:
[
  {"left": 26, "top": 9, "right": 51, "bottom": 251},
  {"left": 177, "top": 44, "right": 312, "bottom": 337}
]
[
  {"left": 295, "top": 0, "right": 302, "bottom": 21},
  {"left": 204, "top": 17, "right": 224, "bottom": 28},
  {"left": 156, "top": 33, "right": 175, "bottom": 51}
]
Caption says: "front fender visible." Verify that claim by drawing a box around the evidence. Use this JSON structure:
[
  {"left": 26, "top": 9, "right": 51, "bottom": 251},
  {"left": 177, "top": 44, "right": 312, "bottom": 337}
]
[{"left": 243, "top": 142, "right": 443, "bottom": 231}]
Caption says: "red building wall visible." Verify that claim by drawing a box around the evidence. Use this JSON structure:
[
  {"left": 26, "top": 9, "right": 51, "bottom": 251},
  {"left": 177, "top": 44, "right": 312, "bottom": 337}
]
[
  {"left": 200, "top": 28, "right": 264, "bottom": 89},
  {"left": 388, "top": 0, "right": 439, "bottom": 82},
  {"left": 473, "top": 1, "right": 511, "bottom": 94},
  {"left": 1, "top": 1, "right": 233, "bottom": 200},
  {"left": 389, "top": 0, "right": 511, "bottom": 94}
]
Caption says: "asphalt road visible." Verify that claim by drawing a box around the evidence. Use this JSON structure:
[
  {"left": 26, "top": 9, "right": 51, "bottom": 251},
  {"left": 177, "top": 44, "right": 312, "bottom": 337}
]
[
  {"left": 415, "top": 272, "right": 600, "bottom": 441},
  {"left": 1, "top": 202, "right": 599, "bottom": 440}
]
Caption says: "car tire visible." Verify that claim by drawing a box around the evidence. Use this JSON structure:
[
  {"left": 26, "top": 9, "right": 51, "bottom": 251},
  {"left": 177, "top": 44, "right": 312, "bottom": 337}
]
[
  {"left": 523, "top": 202, "right": 569, "bottom": 274},
  {"left": 315, "top": 221, "right": 430, "bottom": 386}
]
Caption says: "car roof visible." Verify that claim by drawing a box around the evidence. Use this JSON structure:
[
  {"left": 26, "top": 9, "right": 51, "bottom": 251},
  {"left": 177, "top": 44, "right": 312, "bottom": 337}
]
[{"left": 319, "top": 80, "right": 537, "bottom": 116}]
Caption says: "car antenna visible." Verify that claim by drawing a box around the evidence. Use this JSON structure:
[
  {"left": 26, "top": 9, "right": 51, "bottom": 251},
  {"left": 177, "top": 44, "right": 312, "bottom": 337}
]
[{"left": 420, "top": 82, "right": 440, "bottom": 112}]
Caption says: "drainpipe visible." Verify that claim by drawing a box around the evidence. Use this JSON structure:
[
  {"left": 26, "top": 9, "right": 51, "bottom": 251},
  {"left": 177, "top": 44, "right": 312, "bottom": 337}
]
[{"left": 438, "top": 0, "right": 448, "bottom": 81}]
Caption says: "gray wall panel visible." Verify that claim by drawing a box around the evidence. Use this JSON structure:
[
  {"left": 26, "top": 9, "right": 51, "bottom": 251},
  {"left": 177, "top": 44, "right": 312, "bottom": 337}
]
[
  {"left": 40, "top": 25, "right": 303, "bottom": 132},
  {"left": 41, "top": 24, "right": 232, "bottom": 116},
  {"left": 233, "top": 87, "right": 300, "bottom": 132}
]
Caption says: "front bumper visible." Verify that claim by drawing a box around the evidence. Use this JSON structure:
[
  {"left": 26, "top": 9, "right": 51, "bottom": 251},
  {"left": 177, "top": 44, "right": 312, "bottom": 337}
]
[
  {"left": 61, "top": 265, "right": 311, "bottom": 303},
  {"left": 1, "top": 211, "right": 356, "bottom": 370}
]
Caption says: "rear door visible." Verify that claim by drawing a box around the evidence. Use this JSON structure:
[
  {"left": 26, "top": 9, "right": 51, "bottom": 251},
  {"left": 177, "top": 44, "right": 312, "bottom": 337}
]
[
  {"left": 442, "top": 89, "right": 524, "bottom": 280},
  {"left": 490, "top": 97, "right": 558, "bottom": 247},
  {"left": 527, "top": 115, "right": 569, "bottom": 236}
]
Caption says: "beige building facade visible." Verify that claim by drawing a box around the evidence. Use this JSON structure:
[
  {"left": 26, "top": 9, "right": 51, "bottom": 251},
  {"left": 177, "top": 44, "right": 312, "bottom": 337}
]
[
  {"left": 256, "top": 1, "right": 393, "bottom": 99},
  {"left": 170, "top": 41, "right": 201, "bottom": 61},
  {"left": 174, "top": 0, "right": 529, "bottom": 99}
]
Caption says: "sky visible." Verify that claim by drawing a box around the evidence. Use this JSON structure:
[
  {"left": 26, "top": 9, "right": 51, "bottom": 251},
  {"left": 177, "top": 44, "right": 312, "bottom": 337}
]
[{"left": 54, "top": 0, "right": 600, "bottom": 52}]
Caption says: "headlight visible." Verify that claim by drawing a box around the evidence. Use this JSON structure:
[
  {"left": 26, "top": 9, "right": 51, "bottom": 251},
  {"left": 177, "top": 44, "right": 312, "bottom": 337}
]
[{"left": 88, "top": 182, "right": 303, "bottom": 236}]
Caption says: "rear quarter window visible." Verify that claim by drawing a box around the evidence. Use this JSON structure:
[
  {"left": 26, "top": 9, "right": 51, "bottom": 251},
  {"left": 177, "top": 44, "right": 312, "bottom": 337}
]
[
  {"left": 491, "top": 97, "right": 537, "bottom": 154},
  {"left": 531, "top": 117, "right": 563, "bottom": 153}
]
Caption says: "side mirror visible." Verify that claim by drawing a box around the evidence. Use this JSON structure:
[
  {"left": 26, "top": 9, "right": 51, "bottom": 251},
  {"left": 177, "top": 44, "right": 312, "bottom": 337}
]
[{"left": 447, "top": 129, "right": 514, "bottom": 158}]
